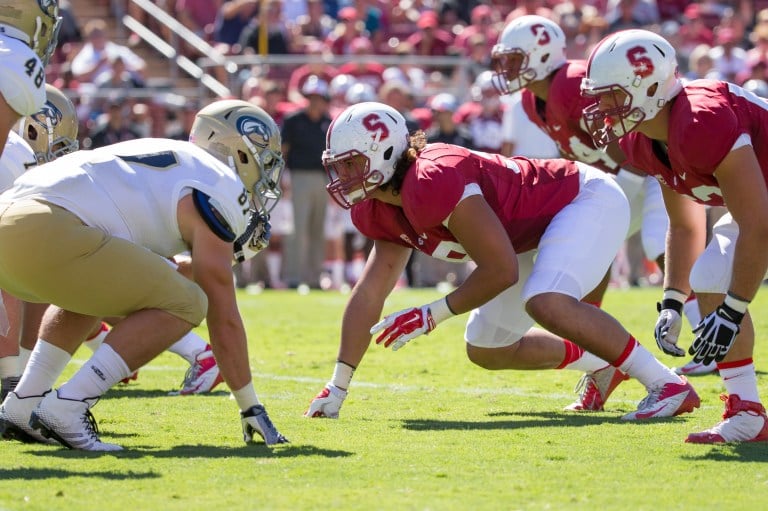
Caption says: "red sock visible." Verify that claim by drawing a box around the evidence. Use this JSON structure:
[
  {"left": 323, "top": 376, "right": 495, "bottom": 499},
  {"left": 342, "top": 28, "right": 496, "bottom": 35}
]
[
  {"left": 556, "top": 340, "right": 585, "bottom": 369},
  {"left": 611, "top": 335, "right": 638, "bottom": 367}
]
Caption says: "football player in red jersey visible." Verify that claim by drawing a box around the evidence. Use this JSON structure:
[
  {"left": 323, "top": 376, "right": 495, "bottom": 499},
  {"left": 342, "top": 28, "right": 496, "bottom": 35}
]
[
  {"left": 491, "top": 16, "right": 709, "bottom": 379},
  {"left": 305, "top": 101, "right": 700, "bottom": 422},
  {"left": 582, "top": 29, "right": 768, "bottom": 443}
]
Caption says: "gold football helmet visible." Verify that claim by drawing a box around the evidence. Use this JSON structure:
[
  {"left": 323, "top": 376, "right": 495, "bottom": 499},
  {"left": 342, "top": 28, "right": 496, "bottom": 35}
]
[
  {"left": 15, "top": 83, "right": 78, "bottom": 164},
  {"left": 0, "top": 0, "right": 61, "bottom": 64},
  {"left": 189, "top": 99, "right": 284, "bottom": 216}
]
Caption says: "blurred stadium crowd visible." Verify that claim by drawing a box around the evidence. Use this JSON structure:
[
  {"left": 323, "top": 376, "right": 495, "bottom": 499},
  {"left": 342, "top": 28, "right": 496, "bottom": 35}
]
[{"left": 49, "top": 0, "right": 766, "bottom": 289}]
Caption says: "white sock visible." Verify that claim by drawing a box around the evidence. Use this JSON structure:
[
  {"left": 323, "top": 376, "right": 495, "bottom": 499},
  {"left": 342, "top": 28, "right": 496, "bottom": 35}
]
[
  {"left": 15, "top": 339, "right": 72, "bottom": 397},
  {"left": 618, "top": 343, "right": 679, "bottom": 389},
  {"left": 232, "top": 383, "right": 261, "bottom": 411},
  {"left": 18, "top": 347, "right": 32, "bottom": 373},
  {"left": 561, "top": 351, "right": 610, "bottom": 373},
  {"left": 331, "top": 361, "right": 355, "bottom": 390},
  {"left": 0, "top": 356, "right": 19, "bottom": 378},
  {"left": 720, "top": 363, "right": 760, "bottom": 403},
  {"left": 168, "top": 331, "right": 208, "bottom": 364},
  {"left": 58, "top": 344, "right": 131, "bottom": 401},
  {"left": 683, "top": 298, "right": 701, "bottom": 329},
  {"left": 83, "top": 322, "right": 110, "bottom": 352}
]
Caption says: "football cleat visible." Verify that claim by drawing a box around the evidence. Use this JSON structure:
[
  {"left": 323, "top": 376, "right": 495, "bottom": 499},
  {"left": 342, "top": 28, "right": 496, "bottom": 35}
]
[
  {"left": 673, "top": 359, "right": 717, "bottom": 376},
  {"left": 170, "top": 345, "right": 224, "bottom": 396},
  {"left": 241, "top": 404, "right": 289, "bottom": 445},
  {"left": 622, "top": 376, "right": 700, "bottom": 420},
  {"left": 0, "top": 391, "right": 59, "bottom": 445},
  {"left": 686, "top": 394, "right": 768, "bottom": 443},
  {"left": 29, "top": 391, "right": 122, "bottom": 451},
  {"left": 564, "top": 365, "right": 629, "bottom": 412}
]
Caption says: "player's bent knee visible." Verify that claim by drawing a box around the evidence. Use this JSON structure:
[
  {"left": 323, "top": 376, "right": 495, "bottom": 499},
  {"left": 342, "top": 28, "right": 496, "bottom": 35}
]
[{"left": 689, "top": 253, "right": 731, "bottom": 294}]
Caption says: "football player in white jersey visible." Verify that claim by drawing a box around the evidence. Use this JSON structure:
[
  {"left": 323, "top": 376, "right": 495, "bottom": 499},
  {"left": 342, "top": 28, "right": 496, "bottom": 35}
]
[
  {"left": 0, "top": 85, "right": 224, "bottom": 403},
  {"left": 0, "top": 99, "right": 287, "bottom": 451},
  {"left": 0, "top": 0, "right": 61, "bottom": 157}
]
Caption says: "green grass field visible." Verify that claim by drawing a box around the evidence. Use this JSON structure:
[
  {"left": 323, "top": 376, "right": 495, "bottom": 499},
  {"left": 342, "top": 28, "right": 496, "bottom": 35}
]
[{"left": 1, "top": 286, "right": 767, "bottom": 511}]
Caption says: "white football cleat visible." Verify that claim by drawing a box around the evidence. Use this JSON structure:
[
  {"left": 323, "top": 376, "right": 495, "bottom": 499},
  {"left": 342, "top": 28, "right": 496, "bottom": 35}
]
[
  {"left": 564, "top": 365, "right": 629, "bottom": 412},
  {"left": 29, "top": 391, "right": 122, "bottom": 451},
  {"left": 673, "top": 359, "right": 717, "bottom": 376},
  {"left": 0, "top": 391, "right": 59, "bottom": 444},
  {"left": 622, "top": 376, "right": 700, "bottom": 421},
  {"left": 686, "top": 394, "right": 768, "bottom": 443},
  {"left": 170, "top": 346, "right": 224, "bottom": 396}
]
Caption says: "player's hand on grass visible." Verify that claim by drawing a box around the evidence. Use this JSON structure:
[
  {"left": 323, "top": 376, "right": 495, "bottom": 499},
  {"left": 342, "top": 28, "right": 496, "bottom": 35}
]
[
  {"left": 305, "top": 383, "right": 347, "bottom": 418},
  {"left": 241, "top": 404, "right": 289, "bottom": 445}
]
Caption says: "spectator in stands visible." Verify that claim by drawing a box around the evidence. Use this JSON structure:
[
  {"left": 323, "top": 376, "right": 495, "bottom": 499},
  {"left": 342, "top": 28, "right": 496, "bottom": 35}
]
[
  {"left": 56, "top": 0, "right": 82, "bottom": 46},
  {"left": 406, "top": 10, "right": 455, "bottom": 60},
  {"left": 71, "top": 19, "right": 146, "bottom": 85},
  {"left": 685, "top": 44, "right": 722, "bottom": 81},
  {"left": 212, "top": 0, "right": 260, "bottom": 52},
  {"left": 426, "top": 93, "right": 473, "bottom": 148},
  {"left": 552, "top": 0, "right": 607, "bottom": 59},
  {"left": 337, "top": 37, "right": 385, "bottom": 91},
  {"left": 505, "top": 0, "right": 555, "bottom": 23},
  {"left": 677, "top": 3, "right": 715, "bottom": 67},
  {"left": 709, "top": 27, "right": 749, "bottom": 83},
  {"left": 325, "top": 6, "right": 366, "bottom": 55},
  {"left": 350, "top": 0, "right": 389, "bottom": 53},
  {"left": 176, "top": 0, "right": 222, "bottom": 55},
  {"left": 85, "top": 100, "right": 141, "bottom": 149},
  {"left": 280, "top": 76, "right": 333, "bottom": 289},
  {"left": 286, "top": 40, "right": 337, "bottom": 104},
  {"left": 94, "top": 54, "right": 146, "bottom": 90},
  {"left": 290, "top": 0, "right": 336, "bottom": 49},
  {"left": 238, "top": 0, "right": 294, "bottom": 56},
  {"left": 453, "top": 5, "right": 501, "bottom": 57},
  {"left": 605, "top": 0, "right": 652, "bottom": 33},
  {"left": 604, "top": 0, "right": 659, "bottom": 27},
  {"left": 454, "top": 70, "right": 505, "bottom": 153}
]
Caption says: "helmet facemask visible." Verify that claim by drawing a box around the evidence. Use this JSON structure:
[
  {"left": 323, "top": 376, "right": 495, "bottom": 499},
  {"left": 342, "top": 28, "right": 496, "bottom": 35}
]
[
  {"left": 491, "top": 49, "right": 536, "bottom": 94},
  {"left": 581, "top": 83, "right": 644, "bottom": 147},
  {"left": 323, "top": 150, "right": 385, "bottom": 208}
]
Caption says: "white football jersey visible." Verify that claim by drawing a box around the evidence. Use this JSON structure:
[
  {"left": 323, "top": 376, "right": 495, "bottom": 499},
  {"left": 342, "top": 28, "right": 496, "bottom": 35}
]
[
  {"left": 0, "top": 34, "right": 46, "bottom": 116},
  {"left": 1, "top": 138, "right": 251, "bottom": 257},
  {"left": 0, "top": 131, "right": 35, "bottom": 192}
]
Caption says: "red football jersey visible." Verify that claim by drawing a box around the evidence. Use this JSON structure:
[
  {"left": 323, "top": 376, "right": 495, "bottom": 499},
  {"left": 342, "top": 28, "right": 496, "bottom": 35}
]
[
  {"left": 521, "top": 60, "right": 621, "bottom": 174},
  {"left": 351, "top": 143, "right": 580, "bottom": 260},
  {"left": 620, "top": 80, "right": 768, "bottom": 207}
]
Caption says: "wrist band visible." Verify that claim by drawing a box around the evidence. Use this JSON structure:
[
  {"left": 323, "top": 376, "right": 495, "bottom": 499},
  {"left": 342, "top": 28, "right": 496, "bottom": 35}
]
[
  {"left": 725, "top": 292, "right": 750, "bottom": 314},
  {"left": 428, "top": 297, "right": 455, "bottom": 325},
  {"left": 662, "top": 288, "right": 688, "bottom": 305}
]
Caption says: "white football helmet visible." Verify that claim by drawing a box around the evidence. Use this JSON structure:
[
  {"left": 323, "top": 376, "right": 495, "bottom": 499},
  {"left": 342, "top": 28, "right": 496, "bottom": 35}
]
[
  {"left": 190, "top": 99, "right": 284, "bottom": 216},
  {"left": 581, "top": 29, "right": 682, "bottom": 147},
  {"left": 14, "top": 83, "right": 78, "bottom": 164},
  {"left": 0, "top": 0, "right": 61, "bottom": 65},
  {"left": 491, "top": 15, "right": 567, "bottom": 95},
  {"left": 323, "top": 101, "right": 410, "bottom": 209}
]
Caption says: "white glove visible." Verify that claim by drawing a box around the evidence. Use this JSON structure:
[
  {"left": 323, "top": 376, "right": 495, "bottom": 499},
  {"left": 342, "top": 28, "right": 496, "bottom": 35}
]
[
  {"left": 370, "top": 298, "right": 454, "bottom": 352},
  {"left": 305, "top": 383, "right": 347, "bottom": 418},
  {"left": 654, "top": 289, "right": 687, "bottom": 357},
  {"left": 241, "top": 404, "right": 288, "bottom": 445}
]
